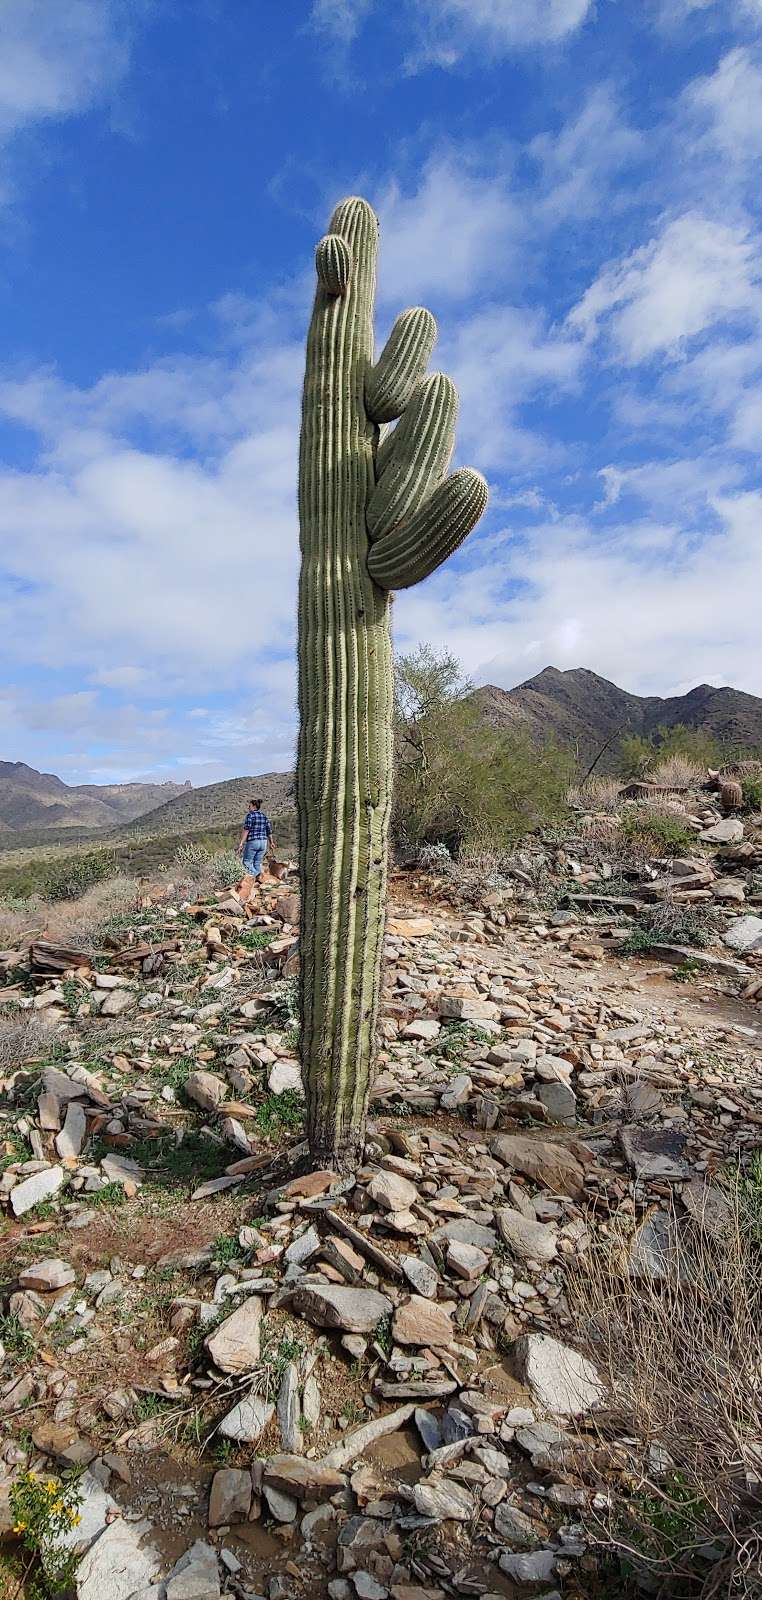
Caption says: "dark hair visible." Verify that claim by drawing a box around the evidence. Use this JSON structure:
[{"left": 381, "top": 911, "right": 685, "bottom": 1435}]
[{"left": 250, "top": 798, "right": 262, "bottom": 809}]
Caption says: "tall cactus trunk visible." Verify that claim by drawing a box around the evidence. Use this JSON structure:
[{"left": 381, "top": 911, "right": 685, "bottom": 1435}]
[
  {"left": 297, "top": 200, "right": 392, "bottom": 1171},
  {"left": 297, "top": 196, "right": 487, "bottom": 1173}
]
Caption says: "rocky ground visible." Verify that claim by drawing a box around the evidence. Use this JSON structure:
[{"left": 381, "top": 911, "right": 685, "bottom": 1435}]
[{"left": 0, "top": 784, "right": 761, "bottom": 1600}]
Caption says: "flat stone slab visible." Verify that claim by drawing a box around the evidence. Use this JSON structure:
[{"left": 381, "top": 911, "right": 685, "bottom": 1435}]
[
  {"left": 620, "top": 1125, "right": 689, "bottom": 1182},
  {"left": 515, "top": 1332, "right": 604, "bottom": 1418}
]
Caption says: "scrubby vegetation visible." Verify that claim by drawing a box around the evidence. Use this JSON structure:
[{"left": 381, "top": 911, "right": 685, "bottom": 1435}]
[{"left": 393, "top": 645, "right": 573, "bottom": 853}]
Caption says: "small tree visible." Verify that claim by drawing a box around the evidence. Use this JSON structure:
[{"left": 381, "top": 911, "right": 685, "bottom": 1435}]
[{"left": 393, "top": 644, "right": 572, "bottom": 852}]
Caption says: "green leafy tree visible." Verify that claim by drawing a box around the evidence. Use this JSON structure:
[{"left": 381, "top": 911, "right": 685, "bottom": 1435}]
[{"left": 393, "top": 644, "right": 572, "bottom": 851}]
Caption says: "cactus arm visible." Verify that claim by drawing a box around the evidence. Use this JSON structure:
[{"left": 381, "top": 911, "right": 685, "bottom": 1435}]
[
  {"left": 366, "top": 306, "right": 437, "bottom": 422},
  {"left": 367, "top": 372, "right": 457, "bottom": 540},
  {"left": 368, "top": 467, "right": 488, "bottom": 590}
]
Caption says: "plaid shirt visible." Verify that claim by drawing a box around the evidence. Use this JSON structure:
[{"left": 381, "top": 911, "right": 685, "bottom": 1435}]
[{"left": 244, "top": 809, "right": 272, "bottom": 842}]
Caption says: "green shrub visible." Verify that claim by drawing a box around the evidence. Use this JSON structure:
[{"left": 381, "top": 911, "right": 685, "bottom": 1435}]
[
  {"left": 44, "top": 851, "right": 116, "bottom": 902},
  {"left": 9, "top": 1469, "right": 83, "bottom": 1597},
  {"left": 619, "top": 807, "right": 694, "bottom": 857},
  {"left": 741, "top": 776, "right": 762, "bottom": 812}
]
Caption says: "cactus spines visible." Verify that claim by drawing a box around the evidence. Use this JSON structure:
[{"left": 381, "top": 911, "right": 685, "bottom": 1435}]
[
  {"left": 366, "top": 306, "right": 437, "bottom": 421},
  {"left": 369, "top": 465, "right": 489, "bottom": 591},
  {"left": 297, "top": 195, "right": 487, "bottom": 1170},
  {"left": 720, "top": 778, "right": 743, "bottom": 813}
]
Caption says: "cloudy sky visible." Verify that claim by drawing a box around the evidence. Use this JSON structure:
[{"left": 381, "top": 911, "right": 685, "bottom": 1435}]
[{"left": 0, "top": 0, "right": 760, "bottom": 786}]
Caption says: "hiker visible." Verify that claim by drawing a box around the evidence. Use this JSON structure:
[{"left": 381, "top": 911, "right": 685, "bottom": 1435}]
[{"left": 237, "top": 798, "right": 275, "bottom": 881}]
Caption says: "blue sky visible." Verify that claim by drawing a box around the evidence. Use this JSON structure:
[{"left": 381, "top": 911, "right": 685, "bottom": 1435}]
[{"left": 1, "top": 0, "right": 761, "bottom": 786}]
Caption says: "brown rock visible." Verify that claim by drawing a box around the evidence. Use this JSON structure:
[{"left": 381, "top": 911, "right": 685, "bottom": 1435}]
[
  {"left": 263, "top": 1455, "right": 345, "bottom": 1501},
  {"left": 393, "top": 1296, "right": 454, "bottom": 1348},
  {"left": 489, "top": 1134, "right": 586, "bottom": 1197}
]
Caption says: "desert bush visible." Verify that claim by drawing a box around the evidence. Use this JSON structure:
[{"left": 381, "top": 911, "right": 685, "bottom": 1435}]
[
  {"left": 394, "top": 644, "right": 572, "bottom": 851},
  {"left": 175, "top": 841, "right": 212, "bottom": 869},
  {"left": 45, "top": 876, "right": 140, "bottom": 954},
  {"left": 43, "top": 850, "right": 117, "bottom": 902},
  {"left": 172, "top": 844, "right": 242, "bottom": 897},
  {"left": 622, "top": 899, "right": 721, "bottom": 952},
  {"left": 416, "top": 841, "right": 455, "bottom": 874},
  {"left": 568, "top": 776, "right": 623, "bottom": 812},
  {"left": 619, "top": 725, "right": 728, "bottom": 780},
  {"left": 650, "top": 753, "right": 706, "bottom": 790},
  {"left": 619, "top": 805, "right": 695, "bottom": 858},
  {"left": 0, "top": 1013, "right": 50, "bottom": 1073},
  {"left": 569, "top": 1179, "right": 762, "bottom": 1598},
  {"left": 0, "top": 894, "right": 46, "bottom": 948},
  {"left": 741, "top": 776, "right": 762, "bottom": 813}
]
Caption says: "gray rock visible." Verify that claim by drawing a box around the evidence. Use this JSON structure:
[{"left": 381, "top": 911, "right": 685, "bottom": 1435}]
[
  {"left": 536, "top": 1082, "right": 577, "bottom": 1124},
  {"left": 263, "top": 1483, "right": 298, "bottom": 1522},
  {"left": 75, "top": 1520, "right": 160, "bottom": 1600},
  {"left": 489, "top": 1134, "right": 585, "bottom": 1197},
  {"left": 101, "top": 988, "right": 135, "bottom": 1017},
  {"left": 10, "top": 1165, "right": 65, "bottom": 1216},
  {"left": 499, "top": 1548, "right": 557, "bottom": 1584},
  {"left": 268, "top": 1059, "right": 303, "bottom": 1096},
  {"left": 700, "top": 818, "right": 744, "bottom": 844},
  {"left": 285, "top": 1224, "right": 321, "bottom": 1266},
  {"left": 185, "top": 1070, "right": 229, "bottom": 1112},
  {"left": 413, "top": 1407, "right": 442, "bottom": 1452},
  {"left": 19, "top": 1257, "right": 75, "bottom": 1292},
  {"left": 165, "top": 1539, "right": 220, "bottom": 1600},
  {"left": 430, "top": 1217, "right": 497, "bottom": 1252},
  {"left": 56, "top": 1102, "right": 87, "bottom": 1160},
  {"left": 497, "top": 1208, "right": 557, "bottom": 1263},
  {"left": 401, "top": 1254, "right": 439, "bottom": 1299},
  {"left": 413, "top": 1478, "right": 475, "bottom": 1521},
  {"left": 620, "top": 1126, "right": 688, "bottom": 1182},
  {"left": 277, "top": 1361, "right": 301, "bottom": 1452},
  {"left": 292, "top": 1284, "right": 392, "bottom": 1334},
  {"left": 367, "top": 1169, "right": 419, "bottom": 1212},
  {"left": 516, "top": 1333, "right": 604, "bottom": 1418},
  {"left": 494, "top": 1501, "right": 540, "bottom": 1545},
  {"left": 206, "top": 1296, "right": 263, "bottom": 1374},
  {"left": 446, "top": 1239, "right": 490, "bottom": 1279},
  {"left": 101, "top": 1154, "right": 144, "bottom": 1187},
  {"left": 208, "top": 1468, "right": 252, "bottom": 1527},
  {"left": 218, "top": 1394, "right": 274, "bottom": 1443},
  {"left": 722, "top": 915, "right": 762, "bottom": 953}
]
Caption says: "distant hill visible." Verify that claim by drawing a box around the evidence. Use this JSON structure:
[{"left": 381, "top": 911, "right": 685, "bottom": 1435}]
[
  {"left": 119, "top": 772, "right": 295, "bottom": 838},
  {"left": 472, "top": 667, "right": 762, "bottom": 770},
  {"left": 0, "top": 761, "right": 191, "bottom": 834}
]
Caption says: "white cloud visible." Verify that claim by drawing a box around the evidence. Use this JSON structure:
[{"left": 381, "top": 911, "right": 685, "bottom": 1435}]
[
  {"left": 0, "top": 0, "right": 131, "bottom": 202},
  {"left": 395, "top": 489, "right": 762, "bottom": 699},
  {"left": 681, "top": 46, "right": 762, "bottom": 165},
  {"left": 569, "top": 212, "right": 762, "bottom": 362},
  {"left": 375, "top": 154, "right": 522, "bottom": 304},
  {"left": 442, "top": 303, "right": 582, "bottom": 468},
  {"left": 408, "top": 0, "right": 594, "bottom": 62},
  {"left": 529, "top": 86, "right": 644, "bottom": 224},
  {"left": 311, "top": 0, "right": 593, "bottom": 62},
  {"left": 311, "top": 0, "right": 373, "bottom": 42}
]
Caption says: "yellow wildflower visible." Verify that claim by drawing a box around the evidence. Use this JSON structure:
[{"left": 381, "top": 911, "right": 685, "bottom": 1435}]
[
  {"left": 52, "top": 1499, "right": 64, "bottom": 1513},
  {"left": 69, "top": 1512, "right": 82, "bottom": 1526},
  {"left": 45, "top": 1479, "right": 58, "bottom": 1494},
  {"left": 13, "top": 1521, "right": 27, "bottom": 1533}
]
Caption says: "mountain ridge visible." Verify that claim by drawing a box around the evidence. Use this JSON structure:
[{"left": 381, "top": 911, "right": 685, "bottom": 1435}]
[
  {"left": 471, "top": 666, "right": 762, "bottom": 769},
  {"left": 0, "top": 762, "right": 191, "bottom": 834}
]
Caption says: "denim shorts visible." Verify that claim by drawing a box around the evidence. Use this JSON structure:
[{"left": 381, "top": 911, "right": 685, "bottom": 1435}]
[{"left": 243, "top": 840, "right": 267, "bottom": 875}]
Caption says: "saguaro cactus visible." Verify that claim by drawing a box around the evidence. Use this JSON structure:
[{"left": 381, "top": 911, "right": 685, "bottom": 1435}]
[{"left": 297, "top": 196, "right": 487, "bottom": 1171}]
